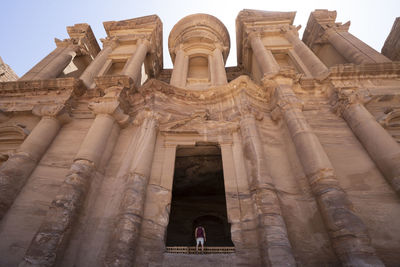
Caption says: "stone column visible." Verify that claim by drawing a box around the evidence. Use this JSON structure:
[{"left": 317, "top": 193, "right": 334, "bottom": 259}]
[
  {"left": 249, "top": 33, "right": 280, "bottom": 76},
  {"left": 20, "top": 101, "right": 128, "bottom": 267},
  {"left": 339, "top": 99, "right": 400, "bottom": 195},
  {"left": 0, "top": 104, "right": 68, "bottom": 220},
  {"left": 105, "top": 111, "right": 158, "bottom": 267},
  {"left": 20, "top": 46, "right": 78, "bottom": 81},
  {"left": 284, "top": 29, "right": 329, "bottom": 77},
  {"left": 80, "top": 45, "right": 114, "bottom": 88},
  {"left": 170, "top": 45, "right": 188, "bottom": 88},
  {"left": 212, "top": 44, "right": 228, "bottom": 85},
  {"left": 239, "top": 113, "right": 295, "bottom": 267},
  {"left": 121, "top": 39, "right": 150, "bottom": 86},
  {"left": 275, "top": 84, "right": 384, "bottom": 266},
  {"left": 325, "top": 28, "right": 391, "bottom": 64}
]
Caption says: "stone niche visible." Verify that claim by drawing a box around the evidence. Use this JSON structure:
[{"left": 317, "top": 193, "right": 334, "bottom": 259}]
[{"left": 165, "top": 143, "right": 234, "bottom": 247}]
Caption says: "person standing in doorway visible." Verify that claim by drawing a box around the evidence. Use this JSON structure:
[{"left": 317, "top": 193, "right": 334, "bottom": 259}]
[{"left": 195, "top": 225, "right": 206, "bottom": 253}]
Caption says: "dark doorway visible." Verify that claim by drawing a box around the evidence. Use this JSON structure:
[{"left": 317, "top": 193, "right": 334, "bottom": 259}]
[{"left": 166, "top": 143, "right": 234, "bottom": 247}]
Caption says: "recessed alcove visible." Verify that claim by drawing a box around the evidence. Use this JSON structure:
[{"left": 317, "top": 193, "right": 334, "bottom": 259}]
[{"left": 165, "top": 143, "right": 234, "bottom": 247}]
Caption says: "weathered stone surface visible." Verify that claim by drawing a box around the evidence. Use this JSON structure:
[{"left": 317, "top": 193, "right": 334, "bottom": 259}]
[
  {"left": 0, "top": 56, "right": 18, "bottom": 82},
  {"left": 382, "top": 17, "right": 400, "bottom": 61},
  {"left": 0, "top": 8, "right": 399, "bottom": 267}
]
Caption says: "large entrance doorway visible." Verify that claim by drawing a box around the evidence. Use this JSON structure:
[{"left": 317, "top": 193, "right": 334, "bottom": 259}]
[{"left": 166, "top": 142, "right": 234, "bottom": 248}]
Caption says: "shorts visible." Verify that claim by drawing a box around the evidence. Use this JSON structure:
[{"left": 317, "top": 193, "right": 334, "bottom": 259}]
[{"left": 196, "top": 237, "right": 204, "bottom": 245}]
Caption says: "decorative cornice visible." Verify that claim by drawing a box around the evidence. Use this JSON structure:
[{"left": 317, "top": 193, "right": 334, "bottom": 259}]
[
  {"left": 66, "top": 23, "right": 101, "bottom": 60},
  {"left": 103, "top": 15, "right": 163, "bottom": 78},
  {"left": 94, "top": 75, "right": 134, "bottom": 94},
  {"left": 328, "top": 62, "right": 400, "bottom": 79},
  {"left": 302, "top": 9, "right": 350, "bottom": 47},
  {"left": 0, "top": 78, "right": 85, "bottom": 113},
  {"left": 236, "top": 9, "right": 296, "bottom": 66},
  {"left": 136, "top": 75, "right": 269, "bottom": 105}
]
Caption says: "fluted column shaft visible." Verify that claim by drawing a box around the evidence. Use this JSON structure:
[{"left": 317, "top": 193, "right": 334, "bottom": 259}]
[
  {"left": 342, "top": 102, "right": 400, "bottom": 195},
  {"left": 0, "top": 113, "right": 62, "bottom": 219},
  {"left": 239, "top": 114, "right": 295, "bottom": 267},
  {"left": 275, "top": 84, "right": 384, "bottom": 266},
  {"left": 170, "top": 47, "right": 188, "bottom": 87},
  {"left": 249, "top": 34, "right": 280, "bottom": 76},
  {"left": 285, "top": 30, "right": 328, "bottom": 77},
  {"left": 20, "top": 46, "right": 77, "bottom": 81},
  {"left": 105, "top": 114, "right": 158, "bottom": 267},
  {"left": 20, "top": 103, "right": 126, "bottom": 267},
  {"left": 325, "top": 29, "right": 391, "bottom": 64},
  {"left": 80, "top": 45, "right": 113, "bottom": 88},
  {"left": 122, "top": 40, "right": 150, "bottom": 85},
  {"left": 212, "top": 45, "right": 228, "bottom": 85}
]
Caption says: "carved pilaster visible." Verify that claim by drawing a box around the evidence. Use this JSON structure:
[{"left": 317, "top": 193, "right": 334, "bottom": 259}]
[
  {"left": 212, "top": 43, "right": 228, "bottom": 86},
  {"left": 21, "top": 100, "right": 127, "bottom": 266},
  {"left": 281, "top": 25, "right": 328, "bottom": 77},
  {"left": 275, "top": 84, "right": 384, "bottom": 266},
  {"left": 105, "top": 110, "right": 159, "bottom": 266},
  {"left": 249, "top": 32, "right": 280, "bottom": 77},
  {"left": 0, "top": 104, "right": 69, "bottom": 220},
  {"left": 332, "top": 89, "right": 400, "bottom": 196},
  {"left": 170, "top": 44, "right": 188, "bottom": 88},
  {"left": 79, "top": 37, "right": 118, "bottom": 88},
  {"left": 239, "top": 109, "right": 295, "bottom": 266},
  {"left": 121, "top": 39, "right": 150, "bottom": 86},
  {"left": 303, "top": 10, "right": 391, "bottom": 65}
]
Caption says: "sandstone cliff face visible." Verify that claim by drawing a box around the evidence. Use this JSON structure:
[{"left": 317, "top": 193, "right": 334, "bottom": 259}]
[{"left": 0, "top": 9, "right": 399, "bottom": 267}]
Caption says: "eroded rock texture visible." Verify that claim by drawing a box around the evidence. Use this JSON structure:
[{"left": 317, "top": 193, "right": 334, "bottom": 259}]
[{"left": 0, "top": 8, "right": 399, "bottom": 267}]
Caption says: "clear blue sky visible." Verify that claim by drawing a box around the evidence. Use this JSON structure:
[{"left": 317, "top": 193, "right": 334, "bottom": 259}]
[{"left": 1, "top": 0, "right": 398, "bottom": 76}]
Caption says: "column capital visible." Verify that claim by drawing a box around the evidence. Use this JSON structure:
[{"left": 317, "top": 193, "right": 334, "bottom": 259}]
[
  {"left": 54, "top": 38, "right": 87, "bottom": 57},
  {"left": 137, "top": 38, "right": 151, "bottom": 51},
  {"left": 247, "top": 31, "right": 262, "bottom": 42},
  {"left": 281, "top": 25, "right": 302, "bottom": 37},
  {"left": 88, "top": 101, "right": 129, "bottom": 127},
  {"left": 213, "top": 42, "right": 228, "bottom": 52},
  {"left": 133, "top": 109, "right": 161, "bottom": 127},
  {"left": 274, "top": 85, "right": 304, "bottom": 112},
  {"left": 330, "top": 88, "right": 370, "bottom": 116},
  {"left": 32, "top": 104, "right": 71, "bottom": 123},
  {"left": 100, "top": 36, "right": 120, "bottom": 49}
]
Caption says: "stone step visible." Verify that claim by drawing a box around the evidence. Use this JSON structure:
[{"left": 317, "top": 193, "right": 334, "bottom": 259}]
[{"left": 162, "top": 253, "right": 236, "bottom": 267}]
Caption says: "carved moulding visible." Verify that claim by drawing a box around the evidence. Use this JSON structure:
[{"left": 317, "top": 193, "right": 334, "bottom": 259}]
[
  {"left": 0, "top": 77, "right": 85, "bottom": 113},
  {"left": 329, "top": 62, "right": 400, "bottom": 80},
  {"left": 133, "top": 75, "right": 271, "bottom": 106},
  {"left": 103, "top": 15, "right": 163, "bottom": 77}
]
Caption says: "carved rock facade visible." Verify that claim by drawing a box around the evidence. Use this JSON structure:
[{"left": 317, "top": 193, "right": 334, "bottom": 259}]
[{"left": 0, "top": 9, "right": 400, "bottom": 267}]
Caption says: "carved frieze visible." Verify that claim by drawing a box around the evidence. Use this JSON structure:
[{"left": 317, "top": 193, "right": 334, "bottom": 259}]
[{"left": 0, "top": 77, "right": 84, "bottom": 113}]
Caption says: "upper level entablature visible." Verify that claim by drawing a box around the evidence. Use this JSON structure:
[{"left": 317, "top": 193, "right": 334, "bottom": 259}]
[
  {"left": 236, "top": 9, "right": 296, "bottom": 67},
  {"left": 65, "top": 23, "right": 101, "bottom": 60},
  {"left": 302, "top": 10, "right": 346, "bottom": 48},
  {"left": 302, "top": 9, "right": 390, "bottom": 66},
  {"left": 168, "top": 14, "right": 230, "bottom": 64},
  {"left": 101, "top": 14, "right": 163, "bottom": 79}
]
